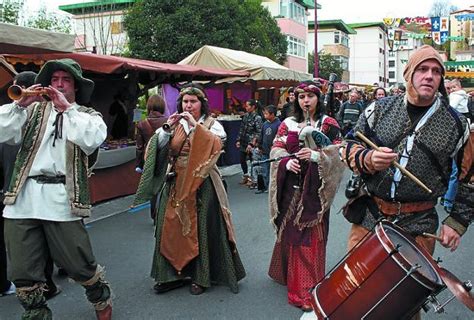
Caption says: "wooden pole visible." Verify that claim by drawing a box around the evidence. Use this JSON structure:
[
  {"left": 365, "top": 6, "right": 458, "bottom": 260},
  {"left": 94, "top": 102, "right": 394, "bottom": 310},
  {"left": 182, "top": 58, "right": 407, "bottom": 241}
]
[
  {"left": 423, "top": 232, "right": 443, "bottom": 242},
  {"left": 355, "top": 131, "right": 432, "bottom": 194}
]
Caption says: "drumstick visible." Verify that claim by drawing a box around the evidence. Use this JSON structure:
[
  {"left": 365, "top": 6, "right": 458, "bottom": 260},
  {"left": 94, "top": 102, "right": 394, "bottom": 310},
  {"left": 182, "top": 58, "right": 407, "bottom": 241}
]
[
  {"left": 423, "top": 232, "right": 443, "bottom": 242},
  {"left": 355, "top": 131, "right": 432, "bottom": 194}
]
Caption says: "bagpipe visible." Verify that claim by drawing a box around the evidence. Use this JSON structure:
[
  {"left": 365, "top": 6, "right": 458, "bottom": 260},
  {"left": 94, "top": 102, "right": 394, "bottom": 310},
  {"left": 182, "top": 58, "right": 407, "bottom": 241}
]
[{"left": 251, "top": 127, "right": 333, "bottom": 166}]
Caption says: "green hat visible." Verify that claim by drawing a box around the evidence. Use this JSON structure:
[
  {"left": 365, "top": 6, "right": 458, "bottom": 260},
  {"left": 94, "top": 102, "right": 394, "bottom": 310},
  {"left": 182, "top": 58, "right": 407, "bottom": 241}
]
[{"left": 35, "top": 58, "right": 94, "bottom": 104}]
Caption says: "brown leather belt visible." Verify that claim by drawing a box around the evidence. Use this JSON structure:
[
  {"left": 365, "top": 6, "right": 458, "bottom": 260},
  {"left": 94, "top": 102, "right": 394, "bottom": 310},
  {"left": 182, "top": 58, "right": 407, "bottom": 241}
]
[{"left": 373, "top": 196, "right": 436, "bottom": 215}]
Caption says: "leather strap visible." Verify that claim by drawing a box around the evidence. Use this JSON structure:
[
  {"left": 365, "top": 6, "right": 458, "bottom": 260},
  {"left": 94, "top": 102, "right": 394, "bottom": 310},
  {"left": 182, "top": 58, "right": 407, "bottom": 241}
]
[
  {"left": 29, "top": 175, "right": 66, "bottom": 184},
  {"left": 373, "top": 196, "right": 436, "bottom": 215}
]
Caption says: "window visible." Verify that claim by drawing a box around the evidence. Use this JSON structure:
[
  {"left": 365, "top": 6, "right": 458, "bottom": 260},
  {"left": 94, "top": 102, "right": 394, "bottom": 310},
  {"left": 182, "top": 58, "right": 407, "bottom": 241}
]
[
  {"left": 379, "top": 33, "right": 383, "bottom": 39},
  {"left": 111, "top": 22, "right": 123, "bottom": 34},
  {"left": 287, "top": 35, "right": 306, "bottom": 58},
  {"left": 389, "top": 71, "right": 395, "bottom": 79},
  {"left": 389, "top": 60, "right": 395, "bottom": 67},
  {"left": 334, "top": 55, "right": 349, "bottom": 70},
  {"left": 279, "top": 0, "right": 306, "bottom": 25},
  {"left": 334, "top": 31, "right": 349, "bottom": 46}
]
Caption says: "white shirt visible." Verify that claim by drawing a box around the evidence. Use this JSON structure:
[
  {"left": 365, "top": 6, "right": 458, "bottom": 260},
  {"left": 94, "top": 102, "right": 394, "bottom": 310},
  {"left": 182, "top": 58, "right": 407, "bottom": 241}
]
[
  {"left": 156, "top": 116, "right": 226, "bottom": 149},
  {"left": 0, "top": 102, "right": 107, "bottom": 221},
  {"left": 449, "top": 89, "right": 469, "bottom": 114}
]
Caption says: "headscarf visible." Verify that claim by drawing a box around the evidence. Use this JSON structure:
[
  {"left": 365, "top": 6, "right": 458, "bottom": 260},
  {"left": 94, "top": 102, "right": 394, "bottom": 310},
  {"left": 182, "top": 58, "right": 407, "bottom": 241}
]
[
  {"left": 403, "top": 45, "right": 445, "bottom": 106},
  {"left": 295, "top": 82, "right": 321, "bottom": 95}
]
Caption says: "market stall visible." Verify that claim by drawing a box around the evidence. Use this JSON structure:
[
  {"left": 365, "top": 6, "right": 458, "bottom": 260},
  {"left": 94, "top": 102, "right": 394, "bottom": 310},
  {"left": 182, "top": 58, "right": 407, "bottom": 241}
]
[
  {"left": 89, "top": 139, "right": 138, "bottom": 203},
  {"left": 174, "top": 45, "right": 312, "bottom": 165},
  {"left": 2, "top": 52, "right": 249, "bottom": 203}
]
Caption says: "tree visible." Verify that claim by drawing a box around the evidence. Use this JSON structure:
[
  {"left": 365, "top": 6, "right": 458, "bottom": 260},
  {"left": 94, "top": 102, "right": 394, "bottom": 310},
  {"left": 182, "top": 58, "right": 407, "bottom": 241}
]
[
  {"left": 124, "top": 0, "right": 287, "bottom": 64},
  {"left": 0, "top": 0, "right": 71, "bottom": 34},
  {"left": 428, "top": 0, "right": 457, "bottom": 17},
  {"left": 427, "top": 0, "right": 458, "bottom": 55},
  {"left": 308, "top": 51, "right": 343, "bottom": 81},
  {"left": 27, "top": 5, "right": 71, "bottom": 33},
  {"left": 0, "top": 0, "right": 24, "bottom": 25}
]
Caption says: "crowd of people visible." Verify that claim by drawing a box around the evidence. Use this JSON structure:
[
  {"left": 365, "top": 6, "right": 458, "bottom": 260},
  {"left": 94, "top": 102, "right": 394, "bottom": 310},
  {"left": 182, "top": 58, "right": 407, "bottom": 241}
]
[{"left": 1, "top": 44, "right": 473, "bottom": 319}]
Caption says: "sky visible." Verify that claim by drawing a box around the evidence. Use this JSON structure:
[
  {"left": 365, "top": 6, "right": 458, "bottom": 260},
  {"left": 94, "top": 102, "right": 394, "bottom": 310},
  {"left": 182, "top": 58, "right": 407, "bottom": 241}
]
[{"left": 26, "top": 0, "right": 471, "bottom": 23}]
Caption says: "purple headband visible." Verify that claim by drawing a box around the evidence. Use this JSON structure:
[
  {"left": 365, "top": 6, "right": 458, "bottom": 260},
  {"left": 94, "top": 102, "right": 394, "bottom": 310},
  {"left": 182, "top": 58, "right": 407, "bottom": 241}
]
[{"left": 295, "top": 83, "right": 321, "bottom": 95}]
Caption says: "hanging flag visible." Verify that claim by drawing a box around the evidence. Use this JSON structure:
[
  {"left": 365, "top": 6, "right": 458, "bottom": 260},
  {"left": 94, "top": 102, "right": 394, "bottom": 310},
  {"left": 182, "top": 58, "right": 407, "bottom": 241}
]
[
  {"left": 388, "top": 40, "right": 394, "bottom": 51},
  {"left": 431, "top": 16, "right": 449, "bottom": 45},
  {"left": 439, "top": 16, "right": 449, "bottom": 45},
  {"left": 440, "top": 17, "right": 448, "bottom": 30},
  {"left": 388, "top": 29, "right": 395, "bottom": 40},
  {"left": 431, "top": 17, "right": 440, "bottom": 32},
  {"left": 394, "top": 30, "right": 403, "bottom": 41},
  {"left": 383, "top": 17, "right": 395, "bottom": 27}
]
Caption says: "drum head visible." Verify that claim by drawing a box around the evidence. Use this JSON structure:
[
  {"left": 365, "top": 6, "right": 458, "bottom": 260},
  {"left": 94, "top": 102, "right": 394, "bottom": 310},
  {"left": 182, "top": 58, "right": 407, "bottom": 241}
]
[{"left": 381, "top": 223, "right": 443, "bottom": 286}]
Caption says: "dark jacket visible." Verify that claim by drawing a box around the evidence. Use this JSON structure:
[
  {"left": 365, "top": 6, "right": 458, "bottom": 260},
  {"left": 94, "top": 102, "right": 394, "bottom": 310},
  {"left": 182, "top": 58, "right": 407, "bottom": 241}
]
[
  {"left": 135, "top": 111, "right": 168, "bottom": 168},
  {"left": 0, "top": 143, "right": 20, "bottom": 202}
]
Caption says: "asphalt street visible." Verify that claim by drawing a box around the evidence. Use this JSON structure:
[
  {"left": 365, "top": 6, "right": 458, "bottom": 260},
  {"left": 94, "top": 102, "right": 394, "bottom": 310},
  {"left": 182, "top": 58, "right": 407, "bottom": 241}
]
[{"left": 0, "top": 171, "right": 472, "bottom": 320}]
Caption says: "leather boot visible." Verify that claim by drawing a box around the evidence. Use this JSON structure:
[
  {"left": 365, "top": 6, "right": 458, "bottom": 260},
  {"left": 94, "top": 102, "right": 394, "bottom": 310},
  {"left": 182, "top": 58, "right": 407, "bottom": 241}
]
[{"left": 95, "top": 304, "right": 112, "bottom": 320}]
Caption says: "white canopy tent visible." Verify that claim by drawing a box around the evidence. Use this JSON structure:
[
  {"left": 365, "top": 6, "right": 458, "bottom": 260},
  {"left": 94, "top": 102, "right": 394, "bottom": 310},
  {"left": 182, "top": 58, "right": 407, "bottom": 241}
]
[
  {"left": 0, "top": 23, "right": 74, "bottom": 54},
  {"left": 0, "top": 23, "right": 75, "bottom": 90},
  {"left": 179, "top": 45, "right": 312, "bottom": 84}
]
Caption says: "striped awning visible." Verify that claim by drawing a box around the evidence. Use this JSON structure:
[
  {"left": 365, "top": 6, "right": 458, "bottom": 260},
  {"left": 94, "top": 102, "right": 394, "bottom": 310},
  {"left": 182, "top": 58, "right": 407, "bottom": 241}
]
[{"left": 445, "top": 71, "right": 474, "bottom": 79}]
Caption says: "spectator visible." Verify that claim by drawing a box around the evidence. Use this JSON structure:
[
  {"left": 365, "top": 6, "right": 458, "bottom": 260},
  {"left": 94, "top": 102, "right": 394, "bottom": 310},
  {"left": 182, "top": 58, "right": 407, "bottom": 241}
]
[
  {"left": 441, "top": 79, "right": 470, "bottom": 213},
  {"left": 447, "top": 78, "right": 469, "bottom": 117},
  {"left": 373, "top": 87, "right": 387, "bottom": 101},
  {"left": 278, "top": 87, "right": 295, "bottom": 121},
  {"left": 136, "top": 94, "right": 168, "bottom": 171},
  {"left": 337, "top": 90, "right": 364, "bottom": 135},
  {"left": 236, "top": 99, "right": 263, "bottom": 186},
  {"left": 391, "top": 83, "right": 406, "bottom": 95},
  {"left": 255, "top": 105, "right": 281, "bottom": 194},
  {"left": 135, "top": 94, "right": 168, "bottom": 221},
  {"left": 109, "top": 92, "right": 129, "bottom": 139}
]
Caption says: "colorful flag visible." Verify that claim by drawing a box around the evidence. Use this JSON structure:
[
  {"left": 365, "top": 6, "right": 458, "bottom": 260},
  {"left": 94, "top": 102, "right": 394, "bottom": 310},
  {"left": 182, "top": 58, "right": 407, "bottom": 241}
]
[
  {"left": 431, "top": 16, "right": 449, "bottom": 45},
  {"left": 394, "top": 30, "right": 403, "bottom": 41}
]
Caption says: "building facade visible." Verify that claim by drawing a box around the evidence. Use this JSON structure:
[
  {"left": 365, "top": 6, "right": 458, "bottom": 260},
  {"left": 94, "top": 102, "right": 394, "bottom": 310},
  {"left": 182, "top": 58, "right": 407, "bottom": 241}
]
[
  {"left": 308, "top": 20, "right": 355, "bottom": 82},
  {"left": 59, "top": 0, "right": 133, "bottom": 55},
  {"left": 347, "top": 22, "right": 388, "bottom": 87},
  {"left": 449, "top": 6, "right": 474, "bottom": 61},
  {"left": 262, "top": 0, "right": 319, "bottom": 73},
  {"left": 61, "top": 0, "right": 315, "bottom": 73},
  {"left": 386, "top": 36, "right": 424, "bottom": 88}
]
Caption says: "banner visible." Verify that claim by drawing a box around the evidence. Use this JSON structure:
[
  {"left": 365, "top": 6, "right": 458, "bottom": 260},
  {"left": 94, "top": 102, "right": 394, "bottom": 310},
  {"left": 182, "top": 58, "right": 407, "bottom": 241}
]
[
  {"left": 431, "top": 16, "right": 449, "bottom": 45},
  {"left": 454, "top": 13, "right": 474, "bottom": 21}
]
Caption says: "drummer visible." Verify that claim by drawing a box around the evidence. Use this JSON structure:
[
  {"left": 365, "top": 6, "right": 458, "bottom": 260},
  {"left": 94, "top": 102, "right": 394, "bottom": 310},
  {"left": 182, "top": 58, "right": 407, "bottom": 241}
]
[{"left": 340, "top": 44, "right": 473, "bottom": 257}]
